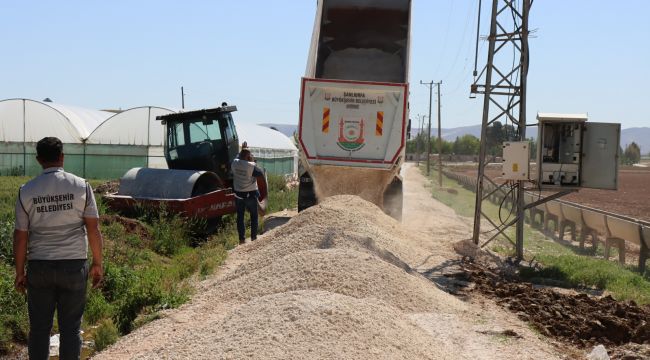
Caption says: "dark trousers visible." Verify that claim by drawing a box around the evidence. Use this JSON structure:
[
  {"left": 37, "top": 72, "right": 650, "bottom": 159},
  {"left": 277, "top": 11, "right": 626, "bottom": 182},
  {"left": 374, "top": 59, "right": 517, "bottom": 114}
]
[
  {"left": 236, "top": 193, "right": 258, "bottom": 241},
  {"left": 27, "top": 259, "right": 88, "bottom": 360}
]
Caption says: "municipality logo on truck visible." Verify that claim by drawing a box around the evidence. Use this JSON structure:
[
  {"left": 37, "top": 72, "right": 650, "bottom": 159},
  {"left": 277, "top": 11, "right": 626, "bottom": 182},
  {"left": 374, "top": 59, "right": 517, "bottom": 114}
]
[{"left": 337, "top": 118, "right": 366, "bottom": 151}]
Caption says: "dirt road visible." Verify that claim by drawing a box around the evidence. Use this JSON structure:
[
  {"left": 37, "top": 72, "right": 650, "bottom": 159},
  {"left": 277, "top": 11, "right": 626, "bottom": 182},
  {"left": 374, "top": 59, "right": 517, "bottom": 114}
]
[{"left": 94, "top": 163, "right": 575, "bottom": 359}]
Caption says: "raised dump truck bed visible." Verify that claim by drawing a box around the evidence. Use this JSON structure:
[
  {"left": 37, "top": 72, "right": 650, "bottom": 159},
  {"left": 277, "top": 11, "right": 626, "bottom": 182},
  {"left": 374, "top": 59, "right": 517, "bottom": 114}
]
[{"left": 298, "top": 0, "right": 411, "bottom": 219}]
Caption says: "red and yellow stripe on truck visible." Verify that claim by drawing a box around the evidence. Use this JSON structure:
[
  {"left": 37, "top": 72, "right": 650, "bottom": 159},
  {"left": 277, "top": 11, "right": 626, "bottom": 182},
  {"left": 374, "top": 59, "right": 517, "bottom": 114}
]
[
  {"left": 375, "top": 111, "right": 383, "bottom": 136},
  {"left": 322, "top": 107, "right": 330, "bottom": 133}
]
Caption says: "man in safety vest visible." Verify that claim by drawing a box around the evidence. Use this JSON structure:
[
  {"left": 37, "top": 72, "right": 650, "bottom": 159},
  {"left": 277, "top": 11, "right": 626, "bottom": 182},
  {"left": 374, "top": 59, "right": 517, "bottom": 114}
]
[
  {"left": 13, "top": 137, "right": 104, "bottom": 360},
  {"left": 231, "top": 146, "right": 264, "bottom": 244}
]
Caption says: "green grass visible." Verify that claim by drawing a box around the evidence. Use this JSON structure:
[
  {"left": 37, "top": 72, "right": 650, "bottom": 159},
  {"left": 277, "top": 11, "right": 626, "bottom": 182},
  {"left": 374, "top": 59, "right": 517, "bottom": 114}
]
[
  {"left": 93, "top": 318, "right": 119, "bottom": 352},
  {"left": 265, "top": 174, "right": 298, "bottom": 214},
  {"left": 0, "top": 263, "right": 29, "bottom": 353},
  {"left": 0, "top": 174, "right": 298, "bottom": 355},
  {"left": 0, "top": 177, "right": 29, "bottom": 220},
  {"left": 421, "top": 165, "right": 650, "bottom": 305}
]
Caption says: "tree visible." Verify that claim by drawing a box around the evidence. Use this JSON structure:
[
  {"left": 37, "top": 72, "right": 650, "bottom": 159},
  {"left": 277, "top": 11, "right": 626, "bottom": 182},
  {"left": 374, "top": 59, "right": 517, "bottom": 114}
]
[
  {"left": 452, "top": 135, "right": 480, "bottom": 155},
  {"left": 623, "top": 142, "right": 641, "bottom": 165},
  {"left": 527, "top": 137, "right": 537, "bottom": 160},
  {"left": 486, "top": 121, "right": 517, "bottom": 156}
]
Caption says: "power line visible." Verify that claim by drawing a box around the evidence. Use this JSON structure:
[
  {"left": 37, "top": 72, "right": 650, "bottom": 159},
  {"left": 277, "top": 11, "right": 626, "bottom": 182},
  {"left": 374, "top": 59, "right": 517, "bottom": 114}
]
[
  {"left": 432, "top": 1, "right": 456, "bottom": 77},
  {"left": 441, "top": 0, "right": 479, "bottom": 81}
]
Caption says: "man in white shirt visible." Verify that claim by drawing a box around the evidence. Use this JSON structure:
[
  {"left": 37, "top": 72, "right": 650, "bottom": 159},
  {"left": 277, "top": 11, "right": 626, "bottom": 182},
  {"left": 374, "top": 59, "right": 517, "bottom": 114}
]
[
  {"left": 231, "top": 148, "right": 264, "bottom": 244},
  {"left": 14, "top": 137, "right": 103, "bottom": 360}
]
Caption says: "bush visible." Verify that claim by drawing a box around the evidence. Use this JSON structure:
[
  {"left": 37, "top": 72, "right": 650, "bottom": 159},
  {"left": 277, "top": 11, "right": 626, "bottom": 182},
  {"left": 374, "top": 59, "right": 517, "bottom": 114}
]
[
  {"left": 266, "top": 174, "right": 288, "bottom": 192},
  {"left": 264, "top": 175, "right": 298, "bottom": 215},
  {"left": 0, "top": 264, "right": 28, "bottom": 353},
  {"left": 0, "top": 218, "right": 13, "bottom": 263},
  {"left": 151, "top": 212, "right": 191, "bottom": 256},
  {"left": 84, "top": 289, "right": 113, "bottom": 325},
  {"left": 93, "top": 318, "right": 119, "bottom": 352}
]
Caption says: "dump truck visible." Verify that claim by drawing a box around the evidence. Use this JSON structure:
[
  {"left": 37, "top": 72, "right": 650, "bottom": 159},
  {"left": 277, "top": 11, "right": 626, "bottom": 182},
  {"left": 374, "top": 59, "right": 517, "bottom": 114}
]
[
  {"left": 298, "top": 0, "right": 411, "bottom": 219},
  {"left": 104, "top": 105, "right": 268, "bottom": 226}
]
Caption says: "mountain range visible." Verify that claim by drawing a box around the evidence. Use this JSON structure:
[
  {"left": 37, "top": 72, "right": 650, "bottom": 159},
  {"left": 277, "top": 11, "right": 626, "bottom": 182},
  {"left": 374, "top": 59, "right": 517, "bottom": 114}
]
[{"left": 259, "top": 123, "right": 650, "bottom": 154}]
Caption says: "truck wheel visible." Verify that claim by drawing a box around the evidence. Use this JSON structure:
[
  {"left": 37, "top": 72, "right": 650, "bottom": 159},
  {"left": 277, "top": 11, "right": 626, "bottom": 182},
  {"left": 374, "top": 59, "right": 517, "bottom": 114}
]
[
  {"left": 383, "top": 177, "right": 403, "bottom": 221},
  {"left": 298, "top": 171, "right": 317, "bottom": 212}
]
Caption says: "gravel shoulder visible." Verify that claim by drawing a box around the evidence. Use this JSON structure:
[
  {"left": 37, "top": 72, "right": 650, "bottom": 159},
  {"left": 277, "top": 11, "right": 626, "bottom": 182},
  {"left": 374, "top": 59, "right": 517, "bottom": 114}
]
[{"left": 93, "top": 163, "right": 574, "bottom": 359}]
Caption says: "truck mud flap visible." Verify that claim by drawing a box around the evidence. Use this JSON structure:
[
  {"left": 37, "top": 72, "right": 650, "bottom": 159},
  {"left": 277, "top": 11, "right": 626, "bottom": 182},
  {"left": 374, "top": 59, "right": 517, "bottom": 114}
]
[
  {"left": 298, "top": 172, "right": 317, "bottom": 212},
  {"left": 383, "top": 176, "right": 403, "bottom": 221}
]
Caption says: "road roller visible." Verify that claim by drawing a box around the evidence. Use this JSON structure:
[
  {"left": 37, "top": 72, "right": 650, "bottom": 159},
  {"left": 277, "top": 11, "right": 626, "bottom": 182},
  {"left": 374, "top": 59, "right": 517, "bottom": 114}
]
[{"left": 104, "top": 104, "right": 268, "bottom": 222}]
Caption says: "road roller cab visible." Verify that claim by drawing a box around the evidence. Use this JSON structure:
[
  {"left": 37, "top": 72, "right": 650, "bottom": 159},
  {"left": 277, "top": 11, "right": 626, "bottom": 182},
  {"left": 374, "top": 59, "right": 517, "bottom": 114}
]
[
  {"left": 160, "top": 105, "right": 240, "bottom": 182},
  {"left": 104, "top": 104, "right": 268, "bottom": 222}
]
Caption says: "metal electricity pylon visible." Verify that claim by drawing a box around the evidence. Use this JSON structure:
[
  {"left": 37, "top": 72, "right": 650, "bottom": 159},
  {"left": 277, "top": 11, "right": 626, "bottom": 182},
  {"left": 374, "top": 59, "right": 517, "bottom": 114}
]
[{"left": 471, "top": 0, "right": 532, "bottom": 259}]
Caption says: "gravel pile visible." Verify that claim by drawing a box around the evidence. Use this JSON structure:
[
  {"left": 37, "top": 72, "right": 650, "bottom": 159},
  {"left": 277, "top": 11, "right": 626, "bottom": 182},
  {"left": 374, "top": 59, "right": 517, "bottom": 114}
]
[
  {"left": 97, "top": 170, "right": 555, "bottom": 360},
  {"left": 95, "top": 195, "right": 467, "bottom": 359},
  {"left": 215, "top": 248, "right": 463, "bottom": 313},
  {"left": 147, "top": 291, "right": 454, "bottom": 360},
  {"left": 218, "top": 195, "right": 429, "bottom": 280}
]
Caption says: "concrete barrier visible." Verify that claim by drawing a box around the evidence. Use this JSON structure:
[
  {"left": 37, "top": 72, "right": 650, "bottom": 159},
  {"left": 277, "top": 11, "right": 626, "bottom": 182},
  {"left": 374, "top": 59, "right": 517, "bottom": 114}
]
[
  {"left": 524, "top": 192, "right": 545, "bottom": 229},
  {"left": 604, "top": 217, "right": 641, "bottom": 265},
  {"left": 442, "top": 171, "right": 649, "bottom": 274},
  {"left": 581, "top": 209, "right": 608, "bottom": 250},
  {"left": 641, "top": 226, "right": 650, "bottom": 273},
  {"left": 544, "top": 200, "right": 563, "bottom": 236},
  {"left": 559, "top": 203, "right": 583, "bottom": 242}
]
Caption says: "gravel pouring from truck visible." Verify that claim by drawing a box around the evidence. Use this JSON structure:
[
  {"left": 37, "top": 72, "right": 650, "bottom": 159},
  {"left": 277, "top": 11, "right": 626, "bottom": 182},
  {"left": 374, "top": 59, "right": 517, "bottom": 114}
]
[{"left": 298, "top": 0, "right": 411, "bottom": 219}]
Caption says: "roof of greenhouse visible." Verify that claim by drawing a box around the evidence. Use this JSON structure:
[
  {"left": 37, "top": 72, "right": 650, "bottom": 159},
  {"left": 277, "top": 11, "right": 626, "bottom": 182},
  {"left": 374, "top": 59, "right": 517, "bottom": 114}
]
[
  {"left": 237, "top": 123, "right": 297, "bottom": 151},
  {"left": 0, "top": 98, "right": 112, "bottom": 143},
  {"left": 87, "top": 106, "right": 175, "bottom": 146},
  {"left": 0, "top": 99, "right": 297, "bottom": 151}
]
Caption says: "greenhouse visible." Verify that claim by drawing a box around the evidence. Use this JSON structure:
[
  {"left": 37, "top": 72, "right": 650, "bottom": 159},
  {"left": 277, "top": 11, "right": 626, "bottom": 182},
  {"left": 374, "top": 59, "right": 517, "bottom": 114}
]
[{"left": 0, "top": 98, "right": 298, "bottom": 179}]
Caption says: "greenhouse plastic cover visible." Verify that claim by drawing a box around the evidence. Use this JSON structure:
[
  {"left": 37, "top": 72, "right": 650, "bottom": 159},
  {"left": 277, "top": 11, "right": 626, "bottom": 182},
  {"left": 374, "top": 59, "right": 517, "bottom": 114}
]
[
  {"left": 236, "top": 123, "right": 297, "bottom": 151},
  {"left": 0, "top": 99, "right": 112, "bottom": 143},
  {"left": 0, "top": 98, "right": 297, "bottom": 153},
  {"left": 87, "top": 106, "right": 175, "bottom": 146}
]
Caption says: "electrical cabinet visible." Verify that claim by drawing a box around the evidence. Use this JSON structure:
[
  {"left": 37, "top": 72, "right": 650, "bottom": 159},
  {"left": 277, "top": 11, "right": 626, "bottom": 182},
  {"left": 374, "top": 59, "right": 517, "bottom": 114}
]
[
  {"left": 536, "top": 113, "right": 620, "bottom": 190},
  {"left": 502, "top": 141, "right": 530, "bottom": 180}
]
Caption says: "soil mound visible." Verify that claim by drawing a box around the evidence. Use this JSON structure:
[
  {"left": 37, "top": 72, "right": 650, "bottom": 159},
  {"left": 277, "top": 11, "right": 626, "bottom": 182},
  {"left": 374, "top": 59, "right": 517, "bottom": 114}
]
[
  {"left": 100, "top": 214, "right": 152, "bottom": 244},
  {"left": 464, "top": 263, "right": 650, "bottom": 348},
  {"left": 94, "top": 180, "right": 119, "bottom": 194}
]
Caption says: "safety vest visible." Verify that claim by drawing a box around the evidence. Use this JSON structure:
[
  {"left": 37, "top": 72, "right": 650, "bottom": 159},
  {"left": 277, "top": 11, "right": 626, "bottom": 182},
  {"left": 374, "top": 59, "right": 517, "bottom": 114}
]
[
  {"left": 18, "top": 167, "right": 91, "bottom": 260},
  {"left": 231, "top": 158, "right": 259, "bottom": 192}
]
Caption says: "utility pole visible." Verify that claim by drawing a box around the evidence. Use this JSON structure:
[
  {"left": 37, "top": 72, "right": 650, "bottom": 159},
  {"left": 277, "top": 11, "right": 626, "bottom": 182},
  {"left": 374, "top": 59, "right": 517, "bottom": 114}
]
[
  {"left": 416, "top": 114, "right": 427, "bottom": 166},
  {"left": 181, "top": 86, "right": 186, "bottom": 109},
  {"left": 421, "top": 80, "right": 434, "bottom": 176},
  {"left": 435, "top": 81, "right": 443, "bottom": 187},
  {"left": 415, "top": 114, "right": 421, "bottom": 166}
]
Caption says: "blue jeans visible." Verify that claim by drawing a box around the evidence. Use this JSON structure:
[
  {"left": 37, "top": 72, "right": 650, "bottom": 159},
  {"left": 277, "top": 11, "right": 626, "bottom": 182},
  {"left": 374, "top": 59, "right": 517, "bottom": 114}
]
[
  {"left": 27, "top": 260, "right": 88, "bottom": 360},
  {"left": 236, "top": 192, "right": 258, "bottom": 241}
]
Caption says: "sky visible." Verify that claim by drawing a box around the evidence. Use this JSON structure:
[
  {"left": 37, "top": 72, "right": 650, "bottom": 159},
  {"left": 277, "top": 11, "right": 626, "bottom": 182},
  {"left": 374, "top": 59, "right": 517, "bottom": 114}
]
[{"left": 1, "top": 0, "right": 649, "bottom": 130}]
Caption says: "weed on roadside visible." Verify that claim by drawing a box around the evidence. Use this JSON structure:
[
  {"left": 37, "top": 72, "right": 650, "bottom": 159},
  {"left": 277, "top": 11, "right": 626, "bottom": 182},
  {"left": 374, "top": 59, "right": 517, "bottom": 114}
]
[{"left": 93, "top": 318, "right": 119, "bottom": 352}]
